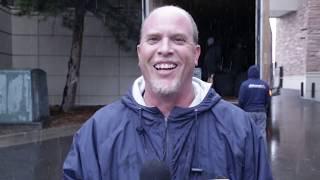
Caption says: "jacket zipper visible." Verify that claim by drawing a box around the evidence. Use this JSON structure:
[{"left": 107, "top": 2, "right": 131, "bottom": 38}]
[{"left": 163, "top": 118, "right": 169, "bottom": 164}]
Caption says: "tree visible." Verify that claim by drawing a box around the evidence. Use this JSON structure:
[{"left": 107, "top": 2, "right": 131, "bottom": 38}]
[{"left": 15, "top": 0, "right": 140, "bottom": 112}]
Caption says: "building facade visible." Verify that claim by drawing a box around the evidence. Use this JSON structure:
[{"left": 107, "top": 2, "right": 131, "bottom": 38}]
[{"left": 275, "top": 0, "right": 320, "bottom": 101}]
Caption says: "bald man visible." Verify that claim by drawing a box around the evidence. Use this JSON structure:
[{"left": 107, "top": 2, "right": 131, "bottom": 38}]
[{"left": 63, "top": 6, "right": 273, "bottom": 180}]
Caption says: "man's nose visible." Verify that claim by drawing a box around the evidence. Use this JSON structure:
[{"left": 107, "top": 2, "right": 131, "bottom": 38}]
[{"left": 157, "top": 38, "right": 173, "bottom": 55}]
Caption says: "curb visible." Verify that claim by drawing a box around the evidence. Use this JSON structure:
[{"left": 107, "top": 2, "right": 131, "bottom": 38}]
[{"left": 0, "top": 124, "right": 81, "bottom": 148}]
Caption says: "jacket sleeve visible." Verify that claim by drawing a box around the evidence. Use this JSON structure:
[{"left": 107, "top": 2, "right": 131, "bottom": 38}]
[
  {"left": 63, "top": 132, "right": 83, "bottom": 180},
  {"left": 243, "top": 116, "right": 273, "bottom": 180},
  {"left": 63, "top": 119, "right": 101, "bottom": 180}
]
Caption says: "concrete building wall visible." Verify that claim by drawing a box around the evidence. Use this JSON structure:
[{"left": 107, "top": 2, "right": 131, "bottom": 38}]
[
  {"left": 270, "top": 0, "right": 302, "bottom": 17},
  {"left": 305, "top": 0, "right": 320, "bottom": 101},
  {"left": 306, "top": 0, "right": 320, "bottom": 72},
  {"left": 8, "top": 3, "right": 141, "bottom": 106},
  {"left": 276, "top": 0, "right": 307, "bottom": 91},
  {"left": 0, "top": 6, "right": 12, "bottom": 68},
  {"left": 275, "top": 0, "right": 307, "bottom": 77},
  {"left": 276, "top": 0, "right": 320, "bottom": 100}
]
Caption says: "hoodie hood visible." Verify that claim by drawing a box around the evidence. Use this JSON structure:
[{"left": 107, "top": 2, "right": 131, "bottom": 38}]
[
  {"left": 248, "top": 65, "right": 260, "bottom": 79},
  {"left": 121, "top": 76, "right": 221, "bottom": 118},
  {"left": 130, "top": 76, "right": 213, "bottom": 107}
]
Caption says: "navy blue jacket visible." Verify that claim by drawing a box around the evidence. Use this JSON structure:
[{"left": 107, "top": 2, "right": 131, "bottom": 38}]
[
  {"left": 63, "top": 82, "right": 273, "bottom": 180},
  {"left": 238, "top": 65, "right": 271, "bottom": 112}
]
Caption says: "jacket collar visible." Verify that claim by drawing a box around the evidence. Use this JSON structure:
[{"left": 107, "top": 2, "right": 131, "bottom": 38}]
[{"left": 132, "top": 76, "right": 212, "bottom": 107}]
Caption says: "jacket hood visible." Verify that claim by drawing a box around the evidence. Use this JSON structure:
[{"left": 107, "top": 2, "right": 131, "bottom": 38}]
[
  {"left": 248, "top": 65, "right": 259, "bottom": 79},
  {"left": 121, "top": 76, "right": 221, "bottom": 119}
]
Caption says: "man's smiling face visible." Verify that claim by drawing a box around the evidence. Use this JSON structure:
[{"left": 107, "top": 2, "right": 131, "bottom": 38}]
[{"left": 137, "top": 7, "right": 200, "bottom": 96}]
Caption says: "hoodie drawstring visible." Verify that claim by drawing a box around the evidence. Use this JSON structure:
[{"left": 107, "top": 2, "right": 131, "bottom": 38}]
[
  {"left": 136, "top": 108, "right": 145, "bottom": 134},
  {"left": 136, "top": 107, "right": 163, "bottom": 160},
  {"left": 136, "top": 108, "right": 148, "bottom": 154}
]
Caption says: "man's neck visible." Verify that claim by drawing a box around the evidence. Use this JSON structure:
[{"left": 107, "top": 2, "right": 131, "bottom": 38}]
[{"left": 143, "top": 87, "right": 195, "bottom": 118}]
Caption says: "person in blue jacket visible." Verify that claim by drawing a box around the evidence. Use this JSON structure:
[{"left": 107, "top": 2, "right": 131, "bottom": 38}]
[
  {"left": 238, "top": 65, "right": 271, "bottom": 144},
  {"left": 63, "top": 5, "right": 273, "bottom": 180}
]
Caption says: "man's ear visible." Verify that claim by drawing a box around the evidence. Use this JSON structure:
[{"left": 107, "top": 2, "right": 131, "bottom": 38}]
[
  {"left": 194, "top": 45, "right": 201, "bottom": 66},
  {"left": 137, "top": 44, "right": 141, "bottom": 62}
]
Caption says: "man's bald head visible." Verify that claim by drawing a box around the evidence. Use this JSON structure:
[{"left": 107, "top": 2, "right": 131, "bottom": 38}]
[{"left": 140, "top": 5, "right": 199, "bottom": 44}]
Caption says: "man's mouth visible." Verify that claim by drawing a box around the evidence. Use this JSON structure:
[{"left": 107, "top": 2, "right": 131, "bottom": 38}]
[{"left": 154, "top": 63, "right": 177, "bottom": 70}]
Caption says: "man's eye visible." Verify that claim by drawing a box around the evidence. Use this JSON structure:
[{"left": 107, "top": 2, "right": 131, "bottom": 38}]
[
  {"left": 147, "top": 37, "right": 159, "bottom": 44},
  {"left": 174, "top": 38, "right": 186, "bottom": 44}
]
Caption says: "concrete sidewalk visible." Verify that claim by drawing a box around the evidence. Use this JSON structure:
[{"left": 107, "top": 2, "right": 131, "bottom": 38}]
[
  {"left": 270, "top": 89, "right": 320, "bottom": 180},
  {"left": 0, "top": 123, "right": 80, "bottom": 179},
  {"left": 0, "top": 124, "right": 80, "bottom": 148}
]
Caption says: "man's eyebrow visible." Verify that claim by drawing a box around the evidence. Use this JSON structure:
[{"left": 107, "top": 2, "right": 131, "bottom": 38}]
[
  {"left": 172, "top": 33, "right": 196, "bottom": 44},
  {"left": 145, "top": 32, "right": 161, "bottom": 36},
  {"left": 171, "top": 33, "right": 188, "bottom": 38},
  {"left": 141, "top": 32, "right": 161, "bottom": 39},
  {"left": 142, "top": 32, "right": 194, "bottom": 43}
]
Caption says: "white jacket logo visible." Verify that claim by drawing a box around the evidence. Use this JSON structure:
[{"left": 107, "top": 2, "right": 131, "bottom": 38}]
[{"left": 248, "top": 84, "right": 266, "bottom": 89}]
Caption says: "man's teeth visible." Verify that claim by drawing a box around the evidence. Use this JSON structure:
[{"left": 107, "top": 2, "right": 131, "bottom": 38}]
[{"left": 154, "top": 63, "right": 177, "bottom": 70}]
